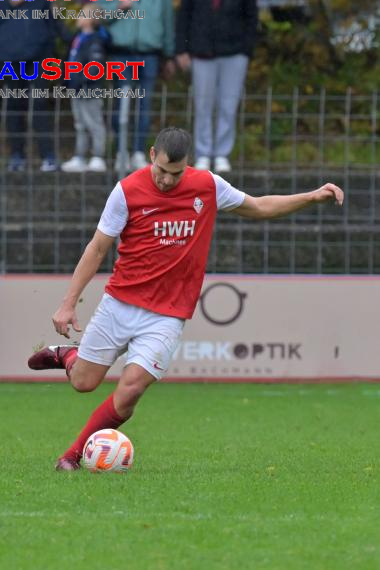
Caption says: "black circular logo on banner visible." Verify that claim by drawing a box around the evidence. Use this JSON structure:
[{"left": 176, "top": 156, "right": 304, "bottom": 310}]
[{"left": 199, "top": 282, "right": 247, "bottom": 326}]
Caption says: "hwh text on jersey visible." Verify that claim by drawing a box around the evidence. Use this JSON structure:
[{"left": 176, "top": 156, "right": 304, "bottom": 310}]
[{"left": 154, "top": 220, "right": 195, "bottom": 238}]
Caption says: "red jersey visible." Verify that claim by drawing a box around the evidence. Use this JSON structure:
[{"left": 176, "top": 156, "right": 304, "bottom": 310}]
[{"left": 105, "top": 166, "right": 218, "bottom": 319}]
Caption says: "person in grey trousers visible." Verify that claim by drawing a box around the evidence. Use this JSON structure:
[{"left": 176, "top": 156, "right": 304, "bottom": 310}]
[
  {"left": 176, "top": 0, "right": 258, "bottom": 173},
  {"left": 62, "top": 5, "right": 111, "bottom": 173}
]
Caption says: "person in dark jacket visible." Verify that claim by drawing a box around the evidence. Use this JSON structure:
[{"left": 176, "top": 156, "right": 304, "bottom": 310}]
[
  {"left": 176, "top": 0, "right": 258, "bottom": 173},
  {"left": 0, "top": 0, "right": 65, "bottom": 171},
  {"left": 62, "top": 5, "right": 110, "bottom": 173}
]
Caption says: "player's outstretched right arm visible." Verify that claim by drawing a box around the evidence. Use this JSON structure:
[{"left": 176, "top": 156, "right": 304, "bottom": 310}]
[{"left": 53, "top": 230, "right": 115, "bottom": 338}]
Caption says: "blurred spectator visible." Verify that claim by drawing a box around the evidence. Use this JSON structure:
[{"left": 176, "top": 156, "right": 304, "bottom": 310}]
[
  {"left": 176, "top": 0, "right": 258, "bottom": 173},
  {"left": 61, "top": 5, "right": 110, "bottom": 173},
  {"left": 98, "top": 0, "right": 175, "bottom": 172},
  {"left": 0, "top": 0, "right": 66, "bottom": 172}
]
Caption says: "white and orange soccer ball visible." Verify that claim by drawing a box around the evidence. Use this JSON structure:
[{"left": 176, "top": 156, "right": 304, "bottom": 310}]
[{"left": 83, "top": 429, "right": 134, "bottom": 473}]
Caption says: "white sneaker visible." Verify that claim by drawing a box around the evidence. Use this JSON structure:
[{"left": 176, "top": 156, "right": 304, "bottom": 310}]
[
  {"left": 194, "top": 156, "right": 211, "bottom": 170},
  {"left": 214, "top": 156, "right": 231, "bottom": 173},
  {"left": 115, "top": 151, "right": 131, "bottom": 174},
  {"left": 87, "top": 156, "right": 106, "bottom": 172},
  {"left": 61, "top": 156, "right": 87, "bottom": 173},
  {"left": 131, "top": 151, "right": 148, "bottom": 170}
]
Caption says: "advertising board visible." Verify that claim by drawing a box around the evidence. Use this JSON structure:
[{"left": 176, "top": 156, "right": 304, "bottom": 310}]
[{"left": 1, "top": 275, "right": 379, "bottom": 382}]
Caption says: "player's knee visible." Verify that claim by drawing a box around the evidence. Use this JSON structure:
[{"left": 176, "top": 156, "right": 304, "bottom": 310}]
[
  {"left": 70, "top": 371, "right": 97, "bottom": 393},
  {"left": 126, "top": 382, "right": 146, "bottom": 404},
  {"left": 118, "top": 379, "right": 147, "bottom": 406},
  {"left": 72, "top": 380, "right": 96, "bottom": 393}
]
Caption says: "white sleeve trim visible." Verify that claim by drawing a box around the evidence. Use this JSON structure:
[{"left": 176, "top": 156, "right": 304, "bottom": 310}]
[
  {"left": 212, "top": 173, "right": 246, "bottom": 211},
  {"left": 97, "top": 182, "right": 129, "bottom": 237}
]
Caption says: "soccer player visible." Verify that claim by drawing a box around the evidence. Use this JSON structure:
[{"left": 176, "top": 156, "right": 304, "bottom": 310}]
[{"left": 28, "top": 127, "right": 344, "bottom": 471}]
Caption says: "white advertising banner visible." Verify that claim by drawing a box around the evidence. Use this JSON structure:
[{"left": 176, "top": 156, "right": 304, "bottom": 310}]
[{"left": 1, "top": 275, "right": 379, "bottom": 382}]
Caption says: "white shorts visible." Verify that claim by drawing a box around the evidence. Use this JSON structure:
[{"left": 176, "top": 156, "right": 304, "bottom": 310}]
[{"left": 78, "top": 293, "right": 185, "bottom": 380}]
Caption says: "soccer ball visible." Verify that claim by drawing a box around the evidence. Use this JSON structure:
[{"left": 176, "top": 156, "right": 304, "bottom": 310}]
[{"left": 83, "top": 429, "right": 134, "bottom": 473}]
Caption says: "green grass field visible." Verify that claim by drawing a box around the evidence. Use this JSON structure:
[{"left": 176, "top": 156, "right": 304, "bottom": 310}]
[{"left": 1, "top": 382, "right": 380, "bottom": 570}]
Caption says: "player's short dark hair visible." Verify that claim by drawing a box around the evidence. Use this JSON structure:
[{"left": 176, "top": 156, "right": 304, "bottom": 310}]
[{"left": 153, "top": 127, "right": 192, "bottom": 163}]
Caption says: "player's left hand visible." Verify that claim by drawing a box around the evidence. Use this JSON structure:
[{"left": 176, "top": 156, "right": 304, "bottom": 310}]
[{"left": 313, "top": 183, "right": 344, "bottom": 206}]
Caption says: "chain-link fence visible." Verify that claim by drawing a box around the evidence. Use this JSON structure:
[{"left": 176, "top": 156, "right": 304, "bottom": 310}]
[{"left": 1, "top": 86, "right": 380, "bottom": 274}]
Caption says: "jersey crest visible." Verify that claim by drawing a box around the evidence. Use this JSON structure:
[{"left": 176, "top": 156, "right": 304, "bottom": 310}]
[{"left": 193, "top": 197, "right": 204, "bottom": 214}]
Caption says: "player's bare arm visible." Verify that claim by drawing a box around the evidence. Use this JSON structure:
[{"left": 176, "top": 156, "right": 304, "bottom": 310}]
[
  {"left": 53, "top": 230, "right": 115, "bottom": 338},
  {"left": 232, "top": 183, "right": 344, "bottom": 220}
]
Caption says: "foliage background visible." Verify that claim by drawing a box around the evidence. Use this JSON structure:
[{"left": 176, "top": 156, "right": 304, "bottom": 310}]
[{"left": 250, "top": 0, "right": 380, "bottom": 94}]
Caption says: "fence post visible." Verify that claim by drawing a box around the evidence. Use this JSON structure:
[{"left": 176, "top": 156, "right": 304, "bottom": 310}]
[
  {"left": 0, "top": 95, "right": 7, "bottom": 273},
  {"left": 265, "top": 85, "right": 272, "bottom": 172},
  {"left": 344, "top": 87, "right": 352, "bottom": 273},
  {"left": 237, "top": 87, "right": 246, "bottom": 187},
  {"left": 26, "top": 91, "right": 34, "bottom": 272},
  {"left": 289, "top": 87, "right": 299, "bottom": 273},
  {"left": 160, "top": 83, "right": 167, "bottom": 129},
  {"left": 316, "top": 87, "right": 326, "bottom": 273},
  {"left": 53, "top": 94, "right": 61, "bottom": 273},
  {"left": 186, "top": 85, "right": 193, "bottom": 132},
  {"left": 368, "top": 89, "right": 378, "bottom": 273}
]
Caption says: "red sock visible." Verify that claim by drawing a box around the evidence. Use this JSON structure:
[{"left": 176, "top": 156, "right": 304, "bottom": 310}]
[
  {"left": 62, "top": 393, "right": 125, "bottom": 462},
  {"left": 61, "top": 348, "right": 78, "bottom": 378}
]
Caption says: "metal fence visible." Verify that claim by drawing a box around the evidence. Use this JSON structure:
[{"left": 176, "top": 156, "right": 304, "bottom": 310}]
[{"left": 1, "top": 86, "right": 380, "bottom": 274}]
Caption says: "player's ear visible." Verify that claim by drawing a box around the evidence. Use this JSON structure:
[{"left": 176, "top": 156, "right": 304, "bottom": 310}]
[{"left": 149, "top": 147, "right": 156, "bottom": 163}]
